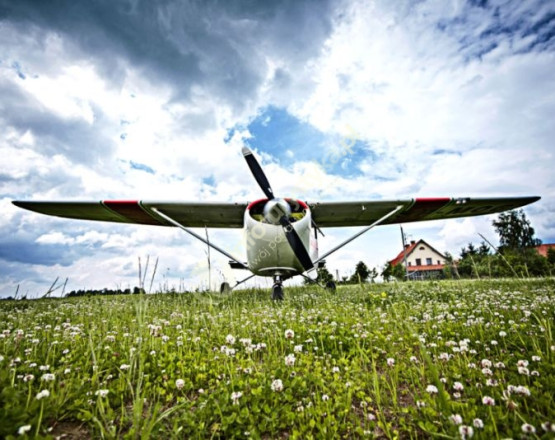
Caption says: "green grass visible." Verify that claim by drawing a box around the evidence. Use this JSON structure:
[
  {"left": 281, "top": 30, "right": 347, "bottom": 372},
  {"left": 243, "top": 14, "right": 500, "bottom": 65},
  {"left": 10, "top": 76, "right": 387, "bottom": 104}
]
[{"left": 1, "top": 279, "right": 554, "bottom": 439}]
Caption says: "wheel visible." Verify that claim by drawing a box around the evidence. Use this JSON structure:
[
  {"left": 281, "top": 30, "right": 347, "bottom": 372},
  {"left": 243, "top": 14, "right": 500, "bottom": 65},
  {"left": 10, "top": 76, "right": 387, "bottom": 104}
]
[
  {"left": 220, "top": 282, "right": 231, "bottom": 294},
  {"left": 325, "top": 281, "right": 336, "bottom": 292},
  {"left": 271, "top": 284, "right": 284, "bottom": 301}
]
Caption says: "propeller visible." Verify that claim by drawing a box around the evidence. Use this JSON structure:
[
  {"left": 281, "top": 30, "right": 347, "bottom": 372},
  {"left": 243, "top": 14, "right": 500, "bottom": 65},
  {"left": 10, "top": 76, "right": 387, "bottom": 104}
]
[{"left": 242, "top": 147, "right": 313, "bottom": 271}]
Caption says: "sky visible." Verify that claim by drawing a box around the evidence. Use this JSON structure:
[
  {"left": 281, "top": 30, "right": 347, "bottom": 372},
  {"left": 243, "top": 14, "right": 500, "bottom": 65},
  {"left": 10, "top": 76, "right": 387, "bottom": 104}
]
[{"left": 1, "top": 0, "right": 554, "bottom": 297}]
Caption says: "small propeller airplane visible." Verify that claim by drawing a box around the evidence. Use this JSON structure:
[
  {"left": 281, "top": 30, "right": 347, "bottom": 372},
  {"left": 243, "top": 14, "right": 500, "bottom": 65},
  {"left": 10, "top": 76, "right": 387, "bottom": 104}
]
[{"left": 13, "top": 147, "right": 540, "bottom": 299}]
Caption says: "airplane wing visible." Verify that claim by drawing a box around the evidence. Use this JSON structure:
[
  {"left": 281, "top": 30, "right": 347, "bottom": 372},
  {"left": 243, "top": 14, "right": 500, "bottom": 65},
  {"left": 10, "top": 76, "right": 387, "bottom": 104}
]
[
  {"left": 11, "top": 200, "right": 248, "bottom": 228},
  {"left": 308, "top": 196, "right": 541, "bottom": 227}
]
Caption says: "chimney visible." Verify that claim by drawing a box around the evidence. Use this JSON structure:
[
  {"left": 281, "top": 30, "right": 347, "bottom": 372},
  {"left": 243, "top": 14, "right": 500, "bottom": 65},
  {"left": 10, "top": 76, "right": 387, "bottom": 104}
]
[{"left": 410, "top": 240, "right": 415, "bottom": 245}]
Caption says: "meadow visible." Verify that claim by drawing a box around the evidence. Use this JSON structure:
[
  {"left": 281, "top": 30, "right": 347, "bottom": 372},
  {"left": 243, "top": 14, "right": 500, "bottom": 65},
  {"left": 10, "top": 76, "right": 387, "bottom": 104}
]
[{"left": 0, "top": 279, "right": 554, "bottom": 439}]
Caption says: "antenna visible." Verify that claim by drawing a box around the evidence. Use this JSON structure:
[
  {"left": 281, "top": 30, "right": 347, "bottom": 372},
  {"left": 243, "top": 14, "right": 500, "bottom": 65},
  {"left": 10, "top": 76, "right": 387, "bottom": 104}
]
[{"left": 400, "top": 225, "right": 410, "bottom": 280}]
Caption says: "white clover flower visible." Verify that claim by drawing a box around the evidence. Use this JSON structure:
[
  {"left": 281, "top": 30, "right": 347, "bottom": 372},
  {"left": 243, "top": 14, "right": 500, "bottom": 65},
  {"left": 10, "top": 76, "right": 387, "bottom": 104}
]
[
  {"left": 0, "top": 355, "right": 4, "bottom": 362},
  {"left": 409, "top": 356, "right": 419, "bottom": 363},
  {"left": 517, "top": 359, "right": 529, "bottom": 367},
  {"left": 332, "top": 366, "right": 340, "bottom": 373},
  {"left": 453, "top": 382, "right": 464, "bottom": 391},
  {"left": 459, "top": 425, "right": 474, "bottom": 439},
  {"left": 39, "top": 365, "right": 50, "bottom": 371},
  {"left": 481, "top": 368, "right": 493, "bottom": 376},
  {"left": 284, "top": 329, "right": 295, "bottom": 339},
  {"left": 285, "top": 354, "right": 296, "bottom": 366},
  {"left": 521, "top": 423, "right": 536, "bottom": 433},
  {"left": 120, "top": 364, "right": 130, "bottom": 370},
  {"left": 499, "top": 331, "right": 507, "bottom": 337},
  {"left": 294, "top": 344, "right": 303, "bottom": 353},
  {"left": 449, "top": 414, "right": 463, "bottom": 425},
  {"left": 482, "top": 396, "right": 495, "bottom": 406},
  {"left": 176, "top": 379, "right": 185, "bottom": 390},
  {"left": 541, "top": 422, "right": 555, "bottom": 432},
  {"left": 225, "top": 334, "right": 236, "bottom": 345},
  {"left": 515, "top": 385, "right": 531, "bottom": 396},
  {"left": 36, "top": 389, "right": 50, "bottom": 400},
  {"left": 231, "top": 391, "right": 243, "bottom": 405},
  {"left": 271, "top": 379, "right": 283, "bottom": 392},
  {"left": 386, "top": 357, "right": 395, "bottom": 367},
  {"left": 149, "top": 350, "right": 156, "bottom": 356},
  {"left": 473, "top": 418, "right": 484, "bottom": 429},
  {"left": 41, "top": 373, "right": 55, "bottom": 382},
  {"left": 322, "top": 394, "right": 330, "bottom": 401},
  {"left": 23, "top": 374, "right": 34, "bottom": 382},
  {"left": 95, "top": 389, "right": 109, "bottom": 398},
  {"left": 426, "top": 385, "right": 438, "bottom": 394},
  {"left": 531, "top": 355, "right": 541, "bottom": 362},
  {"left": 518, "top": 366, "right": 530, "bottom": 376},
  {"left": 416, "top": 400, "right": 426, "bottom": 408},
  {"left": 18, "top": 424, "right": 32, "bottom": 435},
  {"left": 480, "top": 359, "right": 492, "bottom": 368}
]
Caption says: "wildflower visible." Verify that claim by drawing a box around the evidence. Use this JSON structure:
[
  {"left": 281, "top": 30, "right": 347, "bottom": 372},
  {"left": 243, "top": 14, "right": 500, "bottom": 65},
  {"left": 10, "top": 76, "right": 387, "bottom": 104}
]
[
  {"left": 521, "top": 423, "right": 536, "bottom": 434},
  {"left": 225, "top": 334, "right": 236, "bottom": 345},
  {"left": 149, "top": 350, "right": 156, "bottom": 356},
  {"left": 332, "top": 366, "right": 340, "bottom": 373},
  {"left": 294, "top": 344, "right": 303, "bottom": 353},
  {"left": 499, "top": 331, "right": 507, "bottom": 337},
  {"left": 481, "top": 368, "right": 493, "bottom": 376},
  {"left": 95, "top": 389, "right": 109, "bottom": 398},
  {"left": 439, "top": 352, "right": 449, "bottom": 361},
  {"left": 285, "top": 354, "right": 296, "bottom": 366},
  {"left": 18, "top": 425, "right": 32, "bottom": 435},
  {"left": 23, "top": 374, "right": 34, "bottom": 382},
  {"left": 517, "top": 359, "right": 529, "bottom": 367},
  {"left": 322, "top": 394, "right": 330, "bottom": 401},
  {"left": 450, "top": 414, "right": 463, "bottom": 425},
  {"left": 41, "top": 373, "right": 55, "bottom": 382},
  {"left": 36, "top": 389, "right": 50, "bottom": 400},
  {"left": 482, "top": 396, "right": 495, "bottom": 406},
  {"left": 473, "top": 418, "right": 484, "bottom": 429},
  {"left": 494, "top": 361, "right": 505, "bottom": 369},
  {"left": 453, "top": 382, "right": 464, "bottom": 391},
  {"left": 176, "top": 379, "right": 185, "bottom": 390},
  {"left": 459, "top": 425, "right": 474, "bottom": 439},
  {"left": 386, "top": 357, "right": 395, "bottom": 367},
  {"left": 416, "top": 400, "right": 426, "bottom": 408},
  {"left": 271, "top": 379, "right": 283, "bottom": 392},
  {"left": 39, "top": 365, "right": 50, "bottom": 371},
  {"left": 64, "top": 368, "right": 71, "bottom": 374},
  {"left": 231, "top": 391, "right": 243, "bottom": 405},
  {"left": 518, "top": 366, "right": 529, "bottom": 376},
  {"left": 481, "top": 359, "right": 492, "bottom": 368},
  {"left": 284, "top": 329, "right": 294, "bottom": 339},
  {"left": 541, "top": 422, "right": 555, "bottom": 432},
  {"left": 409, "top": 356, "right": 419, "bottom": 363},
  {"left": 120, "top": 364, "right": 130, "bottom": 370},
  {"left": 426, "top": 385, "right": 438, "bottom": 394}
]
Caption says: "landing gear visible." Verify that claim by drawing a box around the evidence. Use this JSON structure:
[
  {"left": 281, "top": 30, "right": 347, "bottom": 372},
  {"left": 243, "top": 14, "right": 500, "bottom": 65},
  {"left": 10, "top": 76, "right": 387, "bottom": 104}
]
[
  {"left": 272, "top": 275, "right": 284, "bottom": 301},
  {"left": 325, "top": 281, "right": 336, "bottom": 292},
  {"left": 220, "top": 282, "right": 231, "bottom": 294}
]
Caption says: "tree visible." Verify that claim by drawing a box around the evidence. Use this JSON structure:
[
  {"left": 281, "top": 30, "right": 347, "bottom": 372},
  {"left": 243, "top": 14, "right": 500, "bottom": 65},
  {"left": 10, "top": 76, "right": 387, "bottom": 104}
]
[
  {"left": 305, "top": 262, "right": 334, "bottom": 285},
  {"left": 547, "top": 248, "right": 555, "bottom": 265},
  {"left": 381, "top": 261, "right": 405, "bottom": 281},
  {"left": 350, "top": 261, "right": 370, "bottom": 283},
  {"left": 493, "top": 209, "right": 541, "bottom": 252}
]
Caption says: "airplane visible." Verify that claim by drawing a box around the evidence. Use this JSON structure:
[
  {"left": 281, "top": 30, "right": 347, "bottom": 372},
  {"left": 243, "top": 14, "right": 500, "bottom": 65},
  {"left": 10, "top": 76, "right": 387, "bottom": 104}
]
[{"left": 13, "top": 147, "right": 540, "bottom": 299}]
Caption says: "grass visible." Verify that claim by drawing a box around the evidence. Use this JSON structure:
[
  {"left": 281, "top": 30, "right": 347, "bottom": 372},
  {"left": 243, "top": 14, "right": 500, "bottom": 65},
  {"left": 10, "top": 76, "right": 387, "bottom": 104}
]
[{"left": 0, "top": 279, "right": 554, "bottom": 439}]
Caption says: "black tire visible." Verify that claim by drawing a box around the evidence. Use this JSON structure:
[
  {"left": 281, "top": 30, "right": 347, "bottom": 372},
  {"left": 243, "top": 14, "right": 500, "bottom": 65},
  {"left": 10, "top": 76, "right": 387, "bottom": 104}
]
[
  {"left": 325, "top": 281, "right": 336, "bottom": 292},
  {"left": 271, "top": 284, "right": 284, "bottom": 301},
  {"left": 220, "top": 282, "right": 231, "bottom": 294}
]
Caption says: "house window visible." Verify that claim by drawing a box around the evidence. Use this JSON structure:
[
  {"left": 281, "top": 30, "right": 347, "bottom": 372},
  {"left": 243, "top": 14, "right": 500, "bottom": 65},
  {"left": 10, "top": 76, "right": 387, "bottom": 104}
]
[
  {"left": 415, "top": 258, "right": 421, "bottom": 265},
  {"left": 408, "top": 262, "right": 412, "bottom": 266},
  {"left": 419, "top": 246, "right": 425, "bottom": 250},
  {"left": 426, "top": 258, "right": 432, "bottom": 265},
  {"left": 437, "top": 260, "right": 441, "bottom": 265}
]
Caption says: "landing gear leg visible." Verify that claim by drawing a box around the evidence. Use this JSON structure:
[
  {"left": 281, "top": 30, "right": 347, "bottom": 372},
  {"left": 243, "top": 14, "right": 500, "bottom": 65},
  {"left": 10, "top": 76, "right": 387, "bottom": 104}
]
[{"left": 272, "top": 275, "right": 284, "bottom": 301}]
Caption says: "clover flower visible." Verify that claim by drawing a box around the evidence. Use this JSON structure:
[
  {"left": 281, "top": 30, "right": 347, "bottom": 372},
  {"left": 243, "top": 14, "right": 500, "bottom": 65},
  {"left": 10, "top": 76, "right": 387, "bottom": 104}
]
[
  {"left": 120, "top": 364, "right": 130, "bottom": 370},
  {"left": 521, "top": 423, "right": 536, "bottom": 434},
  {"left": 41, "top": 373, "right": 55, "bottom": 382},
  {"left": 459, "top": 425, "right": 474, "bottom": 439},
  {"left": 450, "top": 414, "right": 463, "bottom": 425},
  {"left": 386, "top": 357, "right": 395, "bottom": 367},
  {"left": 285, "top": 354, "right": 296, "bottom": 366},
  {"left": 294, "top": 344, "right": 303, "bottom": 353},
  {"left": 225, "top": 334, "right": 236, "bottom": 345},
  {"left": 482, "top": 396, "right": 495, "bottom": 406},
  {"left": 18, "top": 425, "right": 32, "bottom": 435},
  {"left": 453, "top": 382, "right": 464, "bottom": 391},
  {"left": 36, "top": 389, "right": 50, "bottom": 400},
  {"left": 95, "top": 389, "right": 109, "bottom": 398},
  {"left": 426, "top": 385, "right": 438, "bottom": 394},
  {"left": 176, "top": 379, "right": 185, "bottom": 390},
  {"left": 473, "top": 418, "right": 484, "bottom": 429},
  {"left": 271, "top": 379, "right": 283, "bottom": 392},
  {"left": 284, "top": 329, "right": 294, "bottom": 339},
  {"left": 231, "top": 391, "right": 243, "bottom": 405}
]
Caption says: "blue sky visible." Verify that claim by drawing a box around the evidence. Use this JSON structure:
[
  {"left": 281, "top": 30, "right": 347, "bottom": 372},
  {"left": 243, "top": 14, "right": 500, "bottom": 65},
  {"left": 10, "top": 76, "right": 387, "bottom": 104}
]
[{"left": 0, "top": 0, "right": 554, "bottom": 297}]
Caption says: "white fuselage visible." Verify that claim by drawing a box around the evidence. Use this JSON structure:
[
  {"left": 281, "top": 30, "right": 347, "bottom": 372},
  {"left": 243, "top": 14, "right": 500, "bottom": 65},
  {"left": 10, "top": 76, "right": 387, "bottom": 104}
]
[{"left": 244, "top": 198, "right": 317, "bottom": 277}]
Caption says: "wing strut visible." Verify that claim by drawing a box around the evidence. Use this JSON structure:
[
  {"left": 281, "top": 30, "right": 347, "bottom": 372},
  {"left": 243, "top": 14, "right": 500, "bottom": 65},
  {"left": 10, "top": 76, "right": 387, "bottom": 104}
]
[
  {"left": 313, "top": 205, "right": 405, "bottom": 266},
  {"left": 151, "top": 208, "right": 249, "bottom": 270}
]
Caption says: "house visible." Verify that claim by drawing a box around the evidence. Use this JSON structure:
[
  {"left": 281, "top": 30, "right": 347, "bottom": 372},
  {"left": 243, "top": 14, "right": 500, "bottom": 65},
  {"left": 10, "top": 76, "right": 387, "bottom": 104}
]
[
  {"left": 389, "top": 239, "right": 448, "bottom": 280},
  {"left": 534, "top": 243, "right": 555, "bottom": 258}
]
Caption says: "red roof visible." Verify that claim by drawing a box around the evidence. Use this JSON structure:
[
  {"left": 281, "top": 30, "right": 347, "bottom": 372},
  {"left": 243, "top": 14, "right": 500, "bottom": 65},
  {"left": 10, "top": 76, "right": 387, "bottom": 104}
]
[
  {"left": 535, "top": 244, "right": 555, "bottom": 257},
  {"left": 389, "top": 240, "right": 419, "bottom": 266}
]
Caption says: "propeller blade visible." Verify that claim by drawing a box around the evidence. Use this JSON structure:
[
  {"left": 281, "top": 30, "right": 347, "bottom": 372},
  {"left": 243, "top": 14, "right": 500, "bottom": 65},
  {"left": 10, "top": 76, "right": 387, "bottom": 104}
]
[
  {"left": 242, "top": 147, "right": 274, "bottom": 199},
  {"left": 279, "top": 216, "right": 314, "bottom": 271}
]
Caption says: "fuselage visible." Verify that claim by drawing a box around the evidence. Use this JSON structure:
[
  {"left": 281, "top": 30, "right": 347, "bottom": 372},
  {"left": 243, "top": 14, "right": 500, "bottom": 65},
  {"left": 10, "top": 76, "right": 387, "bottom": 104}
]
[{"left": 244, "top": 198, "right": 317, "bottom": 277}]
